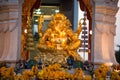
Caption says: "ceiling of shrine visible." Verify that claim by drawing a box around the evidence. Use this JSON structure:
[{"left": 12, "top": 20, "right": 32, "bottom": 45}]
[
  {"left": 41, "top": 0, "right": 61, "bottom": 5},
  {"left": 41, "top": 0, "right": 92, "bottom": 17}
]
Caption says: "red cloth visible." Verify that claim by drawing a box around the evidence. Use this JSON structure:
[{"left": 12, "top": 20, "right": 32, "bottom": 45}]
[
  {"left": 30, "top": 0, "right": 41, "bottom": 16},
  {"left": 78, "top": 0, "right": 91, "bottom": 20}
]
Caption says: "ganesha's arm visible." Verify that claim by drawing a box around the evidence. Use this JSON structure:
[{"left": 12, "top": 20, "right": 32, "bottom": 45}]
[
  {"left": 75, "top": 21, "right": 82, "bottom": 35},
  {"left": 69, "top": 40, "right": 81, "bottom": 50}
]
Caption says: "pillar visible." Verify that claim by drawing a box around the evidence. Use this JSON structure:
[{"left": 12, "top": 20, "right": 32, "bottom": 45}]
[
  {"left": 0, "top": 0, "right": 23, "bottom": 62},
  {"left": 93, "top": 0, "right": 119, "bottom": 66}
]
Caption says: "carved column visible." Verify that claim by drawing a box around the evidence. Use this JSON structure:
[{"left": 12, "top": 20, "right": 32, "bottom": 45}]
[
  {"left": 93, "top": 0, "right": 119, "bottom": 65},
  {"left": 0, "top": 0, "right": 23, "bottom": 62}
]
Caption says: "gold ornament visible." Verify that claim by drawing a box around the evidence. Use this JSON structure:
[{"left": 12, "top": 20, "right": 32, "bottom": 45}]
[{"left": 36, "top": 13, "right": 82, "bottom": 65}]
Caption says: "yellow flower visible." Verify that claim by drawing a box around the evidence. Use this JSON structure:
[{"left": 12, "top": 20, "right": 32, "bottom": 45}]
[
  {"left": 84, "top": 75, "right": 92, "bottom": 80},
  {"left": 94, "top": 64, "right": 108, "bottom": 80}
]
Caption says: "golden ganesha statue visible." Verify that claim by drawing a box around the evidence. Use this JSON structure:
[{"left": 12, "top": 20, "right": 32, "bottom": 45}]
[{"left": 35, "top": 13, "right": 82, "bottom": 65}]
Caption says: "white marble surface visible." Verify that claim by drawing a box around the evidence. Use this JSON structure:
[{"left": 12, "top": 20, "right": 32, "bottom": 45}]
[
  {"left": 93, "top": 0, "right": 119, "bottom": 65},
  {"left": 0, "top": 0, "right": 22, "bottom": 62}
]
